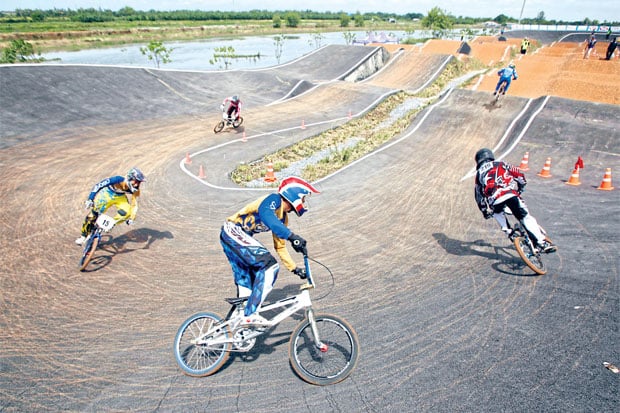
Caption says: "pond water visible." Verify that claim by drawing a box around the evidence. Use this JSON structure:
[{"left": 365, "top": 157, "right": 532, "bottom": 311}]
[{"left": 42, "top": 30, "right": 431, "bottom": 71}]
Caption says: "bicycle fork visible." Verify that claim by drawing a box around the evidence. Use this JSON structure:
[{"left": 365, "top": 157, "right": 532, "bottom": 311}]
[{"left": 307, "top": 309, "right": 328, "bottom": 353}]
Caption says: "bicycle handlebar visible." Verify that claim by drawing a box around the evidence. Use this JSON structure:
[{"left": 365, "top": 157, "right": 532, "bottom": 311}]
[{"left": 302, "top": 253, "right": 314, "bottom": 287}]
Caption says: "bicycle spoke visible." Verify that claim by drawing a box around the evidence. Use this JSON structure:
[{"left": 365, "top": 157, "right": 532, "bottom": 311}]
[{"left": 289, "top": 314, "right": 359, "bottom": 385}]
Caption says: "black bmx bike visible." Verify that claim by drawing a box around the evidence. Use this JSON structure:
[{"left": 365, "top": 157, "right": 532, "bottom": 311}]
[
  {"left": 493, "top": 81, "right": 507, "bottom": 104},
  {"left": 503, "top": 208, "right": 554, "bottom": 275},
  {"left": 78, "top": 213, "right": 117, "bottom": 271}
]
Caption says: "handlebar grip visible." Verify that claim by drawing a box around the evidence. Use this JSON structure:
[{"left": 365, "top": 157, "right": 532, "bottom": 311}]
[{"left": 292, "top": 239, "right": 308, "bottom": 256}]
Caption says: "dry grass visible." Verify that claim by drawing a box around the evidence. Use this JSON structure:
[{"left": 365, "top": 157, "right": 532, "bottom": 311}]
[{"left": 231, "top": 57, "right": 480, "bottom": 185}]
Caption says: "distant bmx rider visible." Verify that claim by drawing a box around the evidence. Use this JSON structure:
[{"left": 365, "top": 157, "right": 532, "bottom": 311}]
[
  {"left": 75, "top": 167, "right": 146, "bottom": 246},
  {"left": 494, "top": 63, "right": 518, "bottom": 96},
  {"left": 474, "top": 148, "right": 556, "bottom": 254},
  {"left": 221, "top": 95, "right": 242, "bottom": 121}
]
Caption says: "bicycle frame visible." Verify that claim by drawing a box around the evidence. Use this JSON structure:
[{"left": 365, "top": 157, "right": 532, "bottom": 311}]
[
  {"left": 192, "top": 255, "right": 325, "bottom": 350},
  {"left": 502, "top": 208, "right": 548, "bottom": 275},
  {"left": 79, "top": 213, "right": 117, "bottom": 271},
  {"left": 174, "top": 252, "right": 359, "bottom": 384},
  {"left": 504, "top": 211, "right": 535, "bottom": 248}
]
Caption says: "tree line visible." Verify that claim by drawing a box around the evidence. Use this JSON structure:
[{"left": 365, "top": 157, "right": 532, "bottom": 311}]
[
  {"left": 4, "top": 7, "right": 614, "bottom": 26},
  {"left": 2, "top": 8, "right": 423, "bottom": 24}
]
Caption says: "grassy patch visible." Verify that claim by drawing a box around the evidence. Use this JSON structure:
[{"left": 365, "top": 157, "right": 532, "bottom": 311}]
[{"left": 231, "top": 57, "right": 480, "bottom": 186}]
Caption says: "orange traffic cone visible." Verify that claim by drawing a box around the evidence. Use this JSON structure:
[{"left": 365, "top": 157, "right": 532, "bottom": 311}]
[
  {"left": 565, "top": 167, "right": 581, "bottom": 186},
  {"left": 518, "top": 152, "right": 530, "bottom": 171},
  {"left": 537, "top": 157, "right": 552, "bottom": 178},
  {"left": 241, "top": 131, "right": 247, "bottom": 142},
  {"left": 597, "top": 168, "right": 614, "bottom": 191},
  {"left": 184, "top": 152, "right": 192, "bottom": 165},
  {"left": 198, "top": 165, "right": 206, "bottom": 179},
  {"left": 264, "top": 162, "right": 277, "bottom": 183},
  {"left": 300, "top": 119, "right": 306, "bottom": 130}
]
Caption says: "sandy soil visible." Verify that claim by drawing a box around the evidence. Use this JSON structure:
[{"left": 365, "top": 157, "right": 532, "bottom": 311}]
[
  {"left": 455, "top": 36, "right": 619, "bottom": 105},
  {"left": 378, "top": 36, "right": 619, "bottom": 105}
]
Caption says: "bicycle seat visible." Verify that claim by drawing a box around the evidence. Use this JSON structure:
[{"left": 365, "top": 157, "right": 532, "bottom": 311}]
[{"left": 225, "top": 297, "right": 248, "bottom": 305}]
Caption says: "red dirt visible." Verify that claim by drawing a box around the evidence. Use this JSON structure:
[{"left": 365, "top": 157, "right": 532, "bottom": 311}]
[{"left": 380, "top": 36, "right": 620, "bottom": 105}]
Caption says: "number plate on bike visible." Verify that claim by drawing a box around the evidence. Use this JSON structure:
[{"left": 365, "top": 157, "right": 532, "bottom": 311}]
[{"left": 96, "top": 214, "right": 115, "bottom": 231}]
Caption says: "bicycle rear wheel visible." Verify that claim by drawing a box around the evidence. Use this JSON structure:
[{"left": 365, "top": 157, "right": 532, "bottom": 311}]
[
  {"left": 232, "top": 116, "right": 244, "bottom": 128},
  {"left": 514, "top": 236, "right": 547, "bottom": 275},
  {"left": 174, "top": 312, "right": 231, "bottom": 377},
  {"left": 494, "top": 84, "right": 505, "bottom": 104},
  {"left": 289, "top": 313, "right": 359, "bottom": 385},
  {"left": 78, "top": 234, "right": 99, "bottom": 271}
]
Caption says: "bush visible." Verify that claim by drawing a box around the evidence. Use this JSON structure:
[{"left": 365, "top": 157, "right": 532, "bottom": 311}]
[{"left": 0, "top": 39, "right": 41, "bottom": 63}]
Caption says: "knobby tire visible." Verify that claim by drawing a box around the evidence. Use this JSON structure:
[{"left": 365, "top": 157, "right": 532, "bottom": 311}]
[
  {"left": 78, "top": 235, "right": 99, "bottom": 271},
  {"left": 494, "top": 84, "right": 506, "bottom": 104},
  {"left": 174, "top": 312, "right": 231, "bottom": 377},
  {"left": 213, "top": 121, "right": 225, "bottom": 133},
  {"left": 288, "top": 313, "right": 360, "bottom": 385},
  {"left": 514, "top": 236, "right": 547, "bottom": 275}
]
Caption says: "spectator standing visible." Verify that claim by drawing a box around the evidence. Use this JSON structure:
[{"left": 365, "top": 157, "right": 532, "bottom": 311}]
[
  {"left": 520, "top": 37, "right": 530, "bottom": 54},
  {"left": 606, "top": 37, "right": 618, "bottom": 60}
]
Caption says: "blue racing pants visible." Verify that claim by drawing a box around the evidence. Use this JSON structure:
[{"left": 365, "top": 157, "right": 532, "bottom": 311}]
[
  {"left": 495, "top": 76, "right": 513, "bottom": 93},
  {"left": 220, "top": 221, "right": 279, "bottom": 316}
]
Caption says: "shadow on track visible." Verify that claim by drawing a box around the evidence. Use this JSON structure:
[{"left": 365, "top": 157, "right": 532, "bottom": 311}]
[{"left": 432, "top": 232, "right": 539, "bottom": 277}]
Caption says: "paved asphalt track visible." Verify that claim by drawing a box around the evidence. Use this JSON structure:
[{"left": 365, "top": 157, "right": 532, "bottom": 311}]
[{"left": 0, "top": 36, "right": 618, "bottom": 412}]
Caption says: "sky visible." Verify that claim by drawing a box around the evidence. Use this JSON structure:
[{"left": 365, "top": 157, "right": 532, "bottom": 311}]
[{"left": 2, "top": 1, "right": 618, "bottom": 23}]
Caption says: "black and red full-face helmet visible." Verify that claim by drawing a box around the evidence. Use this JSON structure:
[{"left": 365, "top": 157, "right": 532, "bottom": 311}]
[{"left": 475, "top": 148, "right": 495, "bottom": 169}]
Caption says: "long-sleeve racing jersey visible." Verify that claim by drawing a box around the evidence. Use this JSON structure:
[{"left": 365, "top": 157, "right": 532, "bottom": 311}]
[
  {"left": 226, "top": 193, "right": 296, "bottom": 270},
  {"left": 475, "top": 160, "right": 526, "bottom": 211}
]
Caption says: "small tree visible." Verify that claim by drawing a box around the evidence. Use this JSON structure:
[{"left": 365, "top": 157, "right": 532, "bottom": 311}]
[
  {"left": 273, "top": 14, "right": 281, "bottom": 28},
  {"left": 273, "top": 34, "right": 285, "bottom": 64},
  {"left": 342, "top": 31, "right": 356, "bottom": 45},
  {"left": 285, "top": 12, "right": 301, "bottom": 28},
  {"left": 209, "top": 46, "right": 236, "bottom": 69},
  {"left": 309, "top": 32, "right": 325, "bottom": 49},
  {"left": 421, "top": 7, "right": 454, "bottom": 39},
  {"left": 0, "top": 39, "right": 40, "bottom": 63},
  {"left": 339, "top": 13, "right": 351, "bottom": 28},
  {"left": 354, "top": 13, "right": 365, "bottom": 27},
  {"left": 140, "top": 41, "right": 172, "bottom": 68}
]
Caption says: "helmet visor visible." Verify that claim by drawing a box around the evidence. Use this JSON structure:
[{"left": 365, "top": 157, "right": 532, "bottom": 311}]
[{"left": 129, "top": 179, "right": 141, "bottom": 191}]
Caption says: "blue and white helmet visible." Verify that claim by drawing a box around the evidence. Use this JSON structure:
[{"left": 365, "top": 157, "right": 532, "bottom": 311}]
[
  {"left": 278, "top": 176, "right": 320, "bottom": 216},
  {"left": 126, "top": 167, "right": 146, "bottom": 193}
]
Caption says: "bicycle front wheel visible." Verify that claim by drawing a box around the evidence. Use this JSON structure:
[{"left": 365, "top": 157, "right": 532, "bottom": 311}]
[
  {"left": 213, "top": 121, "right": 225, "bottom": 133},
  {"left": 78, "top": 234, "right": 99, "bottom": 271},
  {"left": 514, "top": 236, "right": 547, "bottom": 275},
  {"left": 174, "top": 312, "right": 231, "bottom": 377},
  {"left": 289, "top": 313, "right": 359, "bottom": 385}
]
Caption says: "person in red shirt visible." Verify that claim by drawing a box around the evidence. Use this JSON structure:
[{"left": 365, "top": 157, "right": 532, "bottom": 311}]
[
  {"left": 221, "top": 95, "right": 242, "bottom": 121},
  {"left": 474, "top": 148, "right": 556, "bottom": 253}
]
